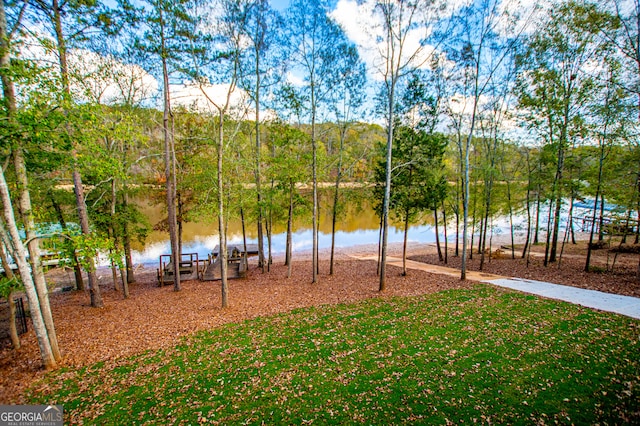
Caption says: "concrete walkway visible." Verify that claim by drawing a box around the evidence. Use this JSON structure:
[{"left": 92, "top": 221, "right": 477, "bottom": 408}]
[{"left": 353, "top": 255, "right": 640, "bottom": 320}]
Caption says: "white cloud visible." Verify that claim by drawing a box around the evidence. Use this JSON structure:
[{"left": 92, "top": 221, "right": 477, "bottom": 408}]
[
  {"left": 331, "top": 0, "right": 447, "bottom": 81},
  {"left": 18, "top": 31, "right": 158, "bottom": 106},
  {"left": 171, "top": 82, "right": 277, "bottom": 121},
  {"left": 447, "top": 93, "right": 491, "bottom": 116},
  {"left": 285, "top": 71, "right": 306, "bottom": 88},
  {"left": 494, "top": 0, "right": 549, "bottom": 37},
  {"left": 171, "top": 82, "right": 250, "bottom": 116},
  {"left": 68, "top": 50, "right": 158, "bottom": 105}
]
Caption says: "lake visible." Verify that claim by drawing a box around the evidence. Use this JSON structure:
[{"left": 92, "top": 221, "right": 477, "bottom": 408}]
[
  {"left": 129, "top": 193, "right": 440, "bottom": 266},
  {"left": 128, "top": 190, "right": 592, "bottom": 267}
]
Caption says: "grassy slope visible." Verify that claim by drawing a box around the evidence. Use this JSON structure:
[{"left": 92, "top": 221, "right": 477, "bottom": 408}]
[{"left": 29, "top": 285, "right": 639, "bottom": 424}]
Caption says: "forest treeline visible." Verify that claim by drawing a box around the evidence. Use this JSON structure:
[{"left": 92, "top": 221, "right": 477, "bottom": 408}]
[{"left": 0, "top": 0, "right": 639, "bottom": 368}]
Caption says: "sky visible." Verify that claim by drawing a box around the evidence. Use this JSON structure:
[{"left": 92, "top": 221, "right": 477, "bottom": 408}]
[
  {"left": 269, "top": 0, "right": 290, "bottom": 11},
  {"left": 37, "top": 0, "right": 550, "bottom": 125}
]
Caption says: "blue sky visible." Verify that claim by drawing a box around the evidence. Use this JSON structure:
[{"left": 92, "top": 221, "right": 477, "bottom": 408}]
[{"left": 269, "top": 0, "right": 290, "bottom": 11}]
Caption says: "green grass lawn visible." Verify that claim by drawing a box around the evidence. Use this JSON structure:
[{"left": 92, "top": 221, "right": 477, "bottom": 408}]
[{"left": 29, "top": 285, "right": 639, "bottom": 424}]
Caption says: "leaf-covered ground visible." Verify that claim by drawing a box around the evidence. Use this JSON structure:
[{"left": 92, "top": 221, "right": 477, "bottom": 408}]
[
  {"left": 27, "top": 286, "right": 640, "bottom": 424},
  {"left": 410, "top": 241, "right": 640, "bottom": 297},
  {"left": 1, "top": 240, "right": 639, "bottom": 419},
  {"left": 0, "top": 253, "right": 473, "bottom": 404}
]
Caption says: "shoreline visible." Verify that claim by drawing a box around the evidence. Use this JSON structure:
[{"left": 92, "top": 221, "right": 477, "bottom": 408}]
[
  {"left": 46, "top": 230, "right": 595, "bottom": 291},
  {"left": 85, "top": 229, "right": 595, "bottom": 273}
]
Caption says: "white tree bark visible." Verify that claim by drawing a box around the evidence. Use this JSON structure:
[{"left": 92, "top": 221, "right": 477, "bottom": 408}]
[{"left": 0, "top": 170, "right": 56, "bottom": 369}]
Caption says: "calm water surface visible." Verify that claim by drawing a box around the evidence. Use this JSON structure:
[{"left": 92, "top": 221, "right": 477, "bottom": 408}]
[{"left": 130, "top": 196, "right": 439, "bottom": 265}]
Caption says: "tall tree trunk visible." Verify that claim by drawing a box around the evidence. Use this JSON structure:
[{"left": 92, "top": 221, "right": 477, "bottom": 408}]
[
  {"left": 287, "top": 181, "right": 293, "bottom": 278},
  {"left": 2, "top": 2, "right": 63, "bottom": 356},
  {"left": 522, "top": 195, "right": 532, "bottom": 260},
  {"left": 52, "top": 0, "right": 102, "bottom": 307},
  {"left": 0, "top": 240, "right": 19, "bottom": 349},
  {"left": 534, "top": 184, "right": 541, "bottom": 245},
  {"left": 461, "top": 59, "right": 482, "bottom": 280},
  {"left": 598, "top": 192, "right": 606, "bottom": 242},
  {"left": 549, "top": 110, "right": 568, "bottom": 263},
  {"left": 434, "top": 206, "right": 443, "bottom": 262},
  {"left": 329, "top": 183, "right": 338, "bottom": 275},
  {"left": 7, "top": 290, "right": 19, "bottom": 349},
  {"left": 311, "top": 88, "right": 319, "bottom": 284},
  {"left": 504, "top": 168, "right": 515, "bottom": 259},
  {"left": 267, "top": 203, "right": 273, "bottom": 272},
  {"left": 377, "top": 209, "right": 383, "bottom": 276},
  {"left": 380, "top": 78, "right": 396, "bottom": 291},
  {"left": 254, "top": 60, "right": 266, "bottom": 273},
  {"left": 455, "top": 194, "right": 460, "bottom": 257},
  {"left": 559, "top": 195, "right": 575, "bottom": 266},
  {"left": 479, "top": 201, "right": 489, "bottom": 270},
  {"left": 543, "top": 199, "right": 554, "bottom": 266},
  {"left": 0, "top": 172, "right": 56, "bottom": 369},
  {"left": 470, "top": 174, "right": 479, "bottom": 261},
  {"left": 442, "top": 199, "right": 448, "bottom": 264},
  {"left": 121, "top": 193, "right": 135, "bottom": 284},
  {"left": 111, "top": 181, "right": 129, "bottom": 298},
  {"left": 73, "top": 170, "right": 103, "bottom": 307},
  {"left": 285, "top": 181, "right": 293, "bottom": 266},
  {"left": 218, "top": 110, "right": 228, "bottom": 307},
  {"left": 120, "top": 130, "right": 135, "bottom": 285},
  {"left": 109, "top": 179, "right": 119, "bottom": 291},
  {"left": 455, "top": 132, "right": 464, "bottom": 259},
  {"left": 585, "top": 156, "right": 605, "bottom": 272},
  {"left": 402, "top": 209, "right": 409, "bottom": 276},
  {"left": 161, "top": 47, "right": 181, "bottom": 292},
  {"left": 48, "top": 190, "right": 84, "bottom": 290},
  {"left": 330, "top": 129, "right": 346, "bottom": 276}
]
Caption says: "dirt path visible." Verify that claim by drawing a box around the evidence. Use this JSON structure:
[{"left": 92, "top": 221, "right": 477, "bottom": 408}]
[{"left": 351, "top": 254, "right": 640, "bottom": 319}]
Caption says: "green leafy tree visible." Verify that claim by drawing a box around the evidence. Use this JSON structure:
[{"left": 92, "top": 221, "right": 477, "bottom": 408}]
[
  {"left": 235, "top": 0, "right": 284, "bottom": 272},
  {"left": 121, "top": 0, "right": 198, "bottom": 292},
  {"left": 265, "top": 121, "right": 311, "bottom": 277},
  {"left": 29, "top": 0, "right": 118, "bottom": 308},
  {"left": 328, "top": 41, "right": 367, "bottom": 275},
  {"left": 367, "top": 0, "right": 443, "bottom": 291},
  {"left": 516, "top": 0, "right": 602, "bottom": 265},
  {"left": 379, "top": 125, "right": 447, "bottom": 275},
  {"left": 583, "top": 59, "right": 630, "bottom": 271},
  {"left": 446, "top": 0, "right": 531, "bottom": 279},
  {"left": 0, "top": 0, "right": 61, "bottom": 364},
  {"left": 284, "top": 0, "right": 356, "bottom": 283}
]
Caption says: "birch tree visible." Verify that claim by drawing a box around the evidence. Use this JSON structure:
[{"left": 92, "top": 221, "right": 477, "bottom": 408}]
[
  {"left": 285, "top": 0, "right": 354, "bottom": 283},
  {"left": 236, "top": 0, "right": 283, "bottom": 273},
  {"left": 516, "top": 0, "right": 600, "bottom": 265},
  {"left": 363, "top": 0, "right": 443, "bottom": 290},
  {"left": 1, "top": 0, "right": 62, "bottom": 361},
  {"left": 448, "top": 0, "right": 532, "bottom": 279},
  {"left": 186, "top": 0, "right": 251, "bottom": 307},
  {"left": 122, "top": 0, "right": 197, "bottom": 291},
  {"left": 328, "top": 41, "right": 366, "bottom": 275}
]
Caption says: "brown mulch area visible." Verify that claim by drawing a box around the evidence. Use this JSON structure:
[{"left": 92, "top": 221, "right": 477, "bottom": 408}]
[
  {"left": 0, "top": 258, "right": 474, "bottom": 404},
  {"left": 409, "top": 241, "right": 640, "bottom": 297}
]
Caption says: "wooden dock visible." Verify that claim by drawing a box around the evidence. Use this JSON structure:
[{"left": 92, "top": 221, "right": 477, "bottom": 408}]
[
  {"left": 201, "top": 256, "right": 248, "bottom": 281},
  {"left": 157, "top": 253, "right": 200, "bottom": 285},
  {"left": 201, "top": 244, "right": 256, "bottom": 281},
  {"left": 210, "top": 244, "right": 259, "bottom": 257}
]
